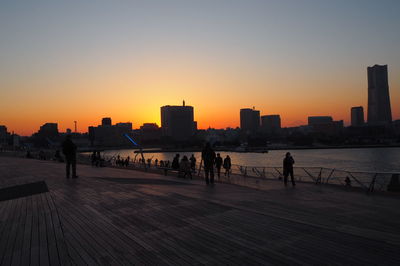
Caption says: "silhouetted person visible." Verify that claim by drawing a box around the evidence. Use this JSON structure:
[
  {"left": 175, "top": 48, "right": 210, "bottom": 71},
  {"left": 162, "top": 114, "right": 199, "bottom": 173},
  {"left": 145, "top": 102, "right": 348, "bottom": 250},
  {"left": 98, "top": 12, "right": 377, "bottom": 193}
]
[
  {"left": 180, "top": 156, "right": 192, "bottom": 179},
  {"left": 91, "top": 151, "right": 97, "bottom": 166},
  {"left": 345, "top": 176, "right": 351, "bottom": 187},
  {"left": 189, "top": 154, "right": 196, "bottom": 172},
  {"left": 215, "top": 153, "right": 223, "bottom": 179},
  {"left": 202, "top": 143, "right": 216, "bottom": 185},
  {"left": 223, "top": 155, "right": 231, "bottom": 177},
  {"left": 283, "top": 152, "right": 295, "bottom": 186},
  {"left": 155, "top": 158, "right": 158, "bottom": 167},
  {"left": 95, "top": 151, "right": 101, "bottom": 167},
  {"left": 62, "top": 135, "right": 78, "bottom": 179},
  {"left": 172, "top": 154, "right": 180, "bottom": 170}
]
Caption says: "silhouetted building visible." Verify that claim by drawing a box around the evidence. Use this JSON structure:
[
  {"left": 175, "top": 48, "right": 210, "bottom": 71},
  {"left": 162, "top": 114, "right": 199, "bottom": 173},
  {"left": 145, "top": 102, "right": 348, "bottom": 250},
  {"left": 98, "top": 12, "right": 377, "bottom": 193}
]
[
  {"left": 308, "top": 116, "right": 343, "bottom": 136},
  {"left": 89, "top": 118, "right": 132, "bottom": 146},
  {"left": 261, "top": 115, "right": 281, "bottom": 135},
  {"left": 351, "top": 106, "right": 364, "bottom": 127},
  {"left": 102, "top": 117, "right": 112, "bottom": 126},
  {"left": 116, "top": 122, "right": 133, "bottom": 131},
  {"left": 140, "top": 123, "right": 161, "bottom": 142},
  {"left": 161, "top": 101, "right": 195, "bottom": 141},
  {"left": 240, "top": 108, "right": 260, "bottom": 136},
  {"left": 0, "top": 125, "right": 9, "bottom": 145},
  {"left": 38, "top": 123, "right": 59, "bottom": 137},
  {"left": 367, "top": 65, "right": 392, "bottom": 125},
  {"left": 308, "top": 116, "right": 333, "bottom": 126}
]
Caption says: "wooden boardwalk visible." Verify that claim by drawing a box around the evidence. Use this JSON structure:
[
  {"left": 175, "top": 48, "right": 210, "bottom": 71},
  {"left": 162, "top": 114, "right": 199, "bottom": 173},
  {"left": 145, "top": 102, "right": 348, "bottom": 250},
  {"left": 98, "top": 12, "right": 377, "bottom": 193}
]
[{"left": 0, "top": 157, "right": 400, "bottom": 265}]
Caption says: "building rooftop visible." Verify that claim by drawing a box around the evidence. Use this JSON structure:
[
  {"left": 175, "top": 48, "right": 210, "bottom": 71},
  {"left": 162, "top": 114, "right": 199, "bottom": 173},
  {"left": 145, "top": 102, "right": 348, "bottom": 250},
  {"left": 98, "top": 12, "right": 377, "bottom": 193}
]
[{"left": 0, "top": 156, "right": 399, "bottom": 265}]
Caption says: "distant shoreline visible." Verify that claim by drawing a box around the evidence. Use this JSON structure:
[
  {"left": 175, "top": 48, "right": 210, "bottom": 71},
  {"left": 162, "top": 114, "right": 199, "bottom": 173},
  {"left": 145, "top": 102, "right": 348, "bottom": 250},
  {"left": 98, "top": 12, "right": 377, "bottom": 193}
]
[
  {"left": 94, "top": 144, "right": 400, "bottom": 153},
  {"left": 75, "top": 144, "right": 400, "bottom": 154}
]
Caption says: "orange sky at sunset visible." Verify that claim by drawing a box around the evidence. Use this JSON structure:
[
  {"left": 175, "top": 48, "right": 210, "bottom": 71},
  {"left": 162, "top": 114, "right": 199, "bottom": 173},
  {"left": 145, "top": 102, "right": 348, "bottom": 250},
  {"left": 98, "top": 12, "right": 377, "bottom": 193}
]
[
  {"left": 2, "top": 58, "right": 399, "bottom": 136},
  {"left": 1, "top": 1, "right": 399, "bottom": 136}
]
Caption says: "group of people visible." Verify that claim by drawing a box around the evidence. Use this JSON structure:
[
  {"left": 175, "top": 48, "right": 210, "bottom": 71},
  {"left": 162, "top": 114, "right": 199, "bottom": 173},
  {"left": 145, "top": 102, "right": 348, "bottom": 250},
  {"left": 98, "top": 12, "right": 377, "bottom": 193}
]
[
  {"left": 201, "top": 143, "right": 232, "bottom": 185},
  {"left": 60, "top": 135, "right": 297, "bottom": 187},
  {"left": 115, "top": 155, "right": 130, "bottom": 167},
  {"left": 90, "top": 151, "right": 105, "bottom": 167}
]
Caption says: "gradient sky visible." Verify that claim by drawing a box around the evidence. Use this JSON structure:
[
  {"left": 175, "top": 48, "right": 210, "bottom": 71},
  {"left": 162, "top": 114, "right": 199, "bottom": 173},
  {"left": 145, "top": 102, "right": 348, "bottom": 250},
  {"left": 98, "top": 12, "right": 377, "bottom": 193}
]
[{"left": 1, "top": 0, "right": 399, "bottom": 136}]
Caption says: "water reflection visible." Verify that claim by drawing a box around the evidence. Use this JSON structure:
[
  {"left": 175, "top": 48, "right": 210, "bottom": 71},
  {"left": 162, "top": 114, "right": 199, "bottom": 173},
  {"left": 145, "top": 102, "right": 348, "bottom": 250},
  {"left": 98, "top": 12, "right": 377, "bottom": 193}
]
[{"left": 100, "top": 148, "right": 400, "bottom": 172}]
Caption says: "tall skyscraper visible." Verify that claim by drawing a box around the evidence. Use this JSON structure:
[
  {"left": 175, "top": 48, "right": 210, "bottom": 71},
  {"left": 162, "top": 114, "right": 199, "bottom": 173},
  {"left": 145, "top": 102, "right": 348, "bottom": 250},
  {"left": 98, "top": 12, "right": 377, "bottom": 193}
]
[
  {"left": 367, "top": 65, "right": 392, "bottom": 125},
  {"left": 351, "top": 106, "right": 364, "bottom": 127},
  {"left": 161, "top": 101, "right": 195, "bottom": 141},
  {"left": 240, "top": 108, "right": 260, "bottom": 136}
]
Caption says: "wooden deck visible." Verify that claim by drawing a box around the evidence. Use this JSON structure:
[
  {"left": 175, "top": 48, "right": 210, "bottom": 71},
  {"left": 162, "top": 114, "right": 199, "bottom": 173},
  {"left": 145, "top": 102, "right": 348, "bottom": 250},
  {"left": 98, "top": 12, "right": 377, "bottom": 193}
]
[{"left": 0, "top": 157, "right": 400, "bottom": 265}]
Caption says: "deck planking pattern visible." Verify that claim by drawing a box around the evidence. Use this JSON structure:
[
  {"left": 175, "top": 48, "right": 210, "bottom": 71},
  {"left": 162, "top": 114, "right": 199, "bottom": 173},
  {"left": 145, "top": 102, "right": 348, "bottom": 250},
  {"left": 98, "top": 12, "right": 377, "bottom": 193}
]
[{"left": 0, "top": 156, "right": 400, "bottom": 265}]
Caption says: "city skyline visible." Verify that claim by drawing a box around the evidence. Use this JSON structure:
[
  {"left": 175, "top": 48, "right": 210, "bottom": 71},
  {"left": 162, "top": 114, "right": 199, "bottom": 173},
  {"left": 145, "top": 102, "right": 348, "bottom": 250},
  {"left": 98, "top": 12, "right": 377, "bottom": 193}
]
[{"left": 1, "top": 1, "right": 399, "bottom": 135}]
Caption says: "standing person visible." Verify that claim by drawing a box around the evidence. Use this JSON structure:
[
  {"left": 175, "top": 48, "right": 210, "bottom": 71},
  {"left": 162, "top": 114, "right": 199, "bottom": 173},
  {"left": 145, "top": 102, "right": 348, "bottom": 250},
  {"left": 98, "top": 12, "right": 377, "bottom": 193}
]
[
  {"left": 180, "top": 156, "right": 192, "bottom": 179},
  {"left": 201, "top": 143, "right": 216, "bottom": 185},
  {"left": 62, "top": 135, "right": 78, "bottom": 179},
  {"left": 189, "top": 154, "right": 196, "bottom": 172},
  {"left": 283, "top": 152, "right": 295, "bottom": 187},
  {"left": 172, "top": 154, "right": 180, "bottom": 170},
  {"left": 215, "top": 153, "right": 223, "bottom": 180},
  {"left": 223, "top": 155, "right": 231, "bottom": 177}
]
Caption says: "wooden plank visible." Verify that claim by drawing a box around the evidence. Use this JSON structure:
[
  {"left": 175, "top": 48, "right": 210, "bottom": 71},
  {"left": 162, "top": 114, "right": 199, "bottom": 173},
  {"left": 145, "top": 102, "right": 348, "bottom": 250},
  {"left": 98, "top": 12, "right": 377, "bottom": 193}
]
[
  {"left": 20, "top": 196, "right": 33, "bottom": 266},
  {"left": 1, "top": 198, "right": 23, "bottom": 265},
  {"left": 10, "top": 196, "right": 28, "bottom": 266},
  {"left": 40, "top": 193, "right": 60, "bottom": 266},
  {"left": 45, "top": 192, "right": 70, "bottom": 265},
  {"left": 30, "top": 193, "right": 40, "bottom": 265}
]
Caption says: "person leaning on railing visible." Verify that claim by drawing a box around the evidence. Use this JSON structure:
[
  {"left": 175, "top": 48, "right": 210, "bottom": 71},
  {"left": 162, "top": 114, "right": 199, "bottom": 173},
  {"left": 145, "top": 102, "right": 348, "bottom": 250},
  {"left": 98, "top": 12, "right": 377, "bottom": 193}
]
[{"left": 283, "top": 152, "right": 295, "bottom": 187}]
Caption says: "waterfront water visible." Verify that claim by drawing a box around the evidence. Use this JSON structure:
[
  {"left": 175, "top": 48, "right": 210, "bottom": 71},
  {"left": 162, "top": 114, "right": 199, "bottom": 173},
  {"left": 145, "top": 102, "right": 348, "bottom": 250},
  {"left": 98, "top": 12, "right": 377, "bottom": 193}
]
[{"left": 100, "top": 147, "right": 400, "bottom": 173}]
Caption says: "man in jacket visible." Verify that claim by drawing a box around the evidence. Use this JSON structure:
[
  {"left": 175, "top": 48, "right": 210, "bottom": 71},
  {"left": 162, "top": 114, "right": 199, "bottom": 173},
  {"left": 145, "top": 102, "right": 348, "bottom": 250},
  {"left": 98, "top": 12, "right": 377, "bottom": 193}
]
[
  {"left": 62, "top": 135, "right": 78, "bottom": 178},
  {"left": 283, "top": 152, "right": 295, "bottom": 186},
  {"left": 201, "top": 142, "right": 216, "bottom": 185}
]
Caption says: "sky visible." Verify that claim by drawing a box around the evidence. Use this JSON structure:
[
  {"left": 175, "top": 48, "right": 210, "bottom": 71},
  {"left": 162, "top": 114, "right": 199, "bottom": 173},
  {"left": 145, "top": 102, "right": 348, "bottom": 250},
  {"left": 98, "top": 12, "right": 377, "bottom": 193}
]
[{"left": 1, "top": 0, "right": 399, "bottom": 136}]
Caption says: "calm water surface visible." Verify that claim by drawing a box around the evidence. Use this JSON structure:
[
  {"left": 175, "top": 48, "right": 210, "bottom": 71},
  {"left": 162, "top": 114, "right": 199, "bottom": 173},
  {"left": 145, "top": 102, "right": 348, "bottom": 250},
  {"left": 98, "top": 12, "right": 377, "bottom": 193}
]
[{"left": 100, "top": 147, "right": 400, "bottom": 173}]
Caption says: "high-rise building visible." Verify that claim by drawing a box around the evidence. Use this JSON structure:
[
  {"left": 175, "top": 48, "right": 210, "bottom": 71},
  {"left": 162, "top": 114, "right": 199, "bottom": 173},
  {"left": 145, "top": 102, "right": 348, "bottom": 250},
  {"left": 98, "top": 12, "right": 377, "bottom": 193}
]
[
  {"left": 161, "top": 101, "right": 195, "bottom": 141},
  {"left": 240, "top": 108, "right": 260, "bottom": 136},
  {"left": 367, "top": 65, "right": 392, "bottom": 125},
  {"left": 261, "top": 115, "right": 281, "bottom": 135},
  {"left": 351, "top": 106, "right": 364, "bottom": 127},
  {"left": 102, "top": 117, "right": 112, "bottom": 126}
]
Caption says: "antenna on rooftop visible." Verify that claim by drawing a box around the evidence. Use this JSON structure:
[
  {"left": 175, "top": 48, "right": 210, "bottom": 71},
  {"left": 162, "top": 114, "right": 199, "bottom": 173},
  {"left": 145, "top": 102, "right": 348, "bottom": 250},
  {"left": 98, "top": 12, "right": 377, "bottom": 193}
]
[{"left": 74, "top": 121, "right": 77, "bottom": 133}]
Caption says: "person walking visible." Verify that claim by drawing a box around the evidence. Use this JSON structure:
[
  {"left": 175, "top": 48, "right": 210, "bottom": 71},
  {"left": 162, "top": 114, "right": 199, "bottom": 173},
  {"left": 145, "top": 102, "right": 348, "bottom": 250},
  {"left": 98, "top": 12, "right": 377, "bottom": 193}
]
[
  {"left": 223, "top": 155, "right": 231, "bottom": 178},
  {"left": 201, "top": 143, "right": 216, "bottom": 185},
  {"left": 283, "top": 152, "right": 295, "bottom": 186},
  {"left": 172, "top": 154, "right": 180, "bottom": 170},
  {"left": 62, "top": 135, "right": 78, "bottom": 179},
  {"left": 215, "top": 153, "right": 223, "bottom": 180}
]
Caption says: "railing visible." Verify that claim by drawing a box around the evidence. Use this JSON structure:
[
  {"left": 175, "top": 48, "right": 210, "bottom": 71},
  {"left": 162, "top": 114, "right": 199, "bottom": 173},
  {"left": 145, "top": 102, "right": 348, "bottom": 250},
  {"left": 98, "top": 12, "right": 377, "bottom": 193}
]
[
  {"left": 3, "top": 150, "right": 399, "bottom": 194},
  {"left": 90, "top": 154, "right": 399, "bottom": 193},
  {"left": 226, "top": 164, "right": 399, "bottom": 193}
]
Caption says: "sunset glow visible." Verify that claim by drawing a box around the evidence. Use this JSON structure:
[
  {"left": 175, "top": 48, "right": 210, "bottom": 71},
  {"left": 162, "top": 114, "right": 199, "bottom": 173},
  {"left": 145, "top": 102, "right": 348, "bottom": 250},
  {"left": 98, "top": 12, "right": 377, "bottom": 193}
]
[{"left": 1, "top": 0, "right": 399, "bottom": 136}]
